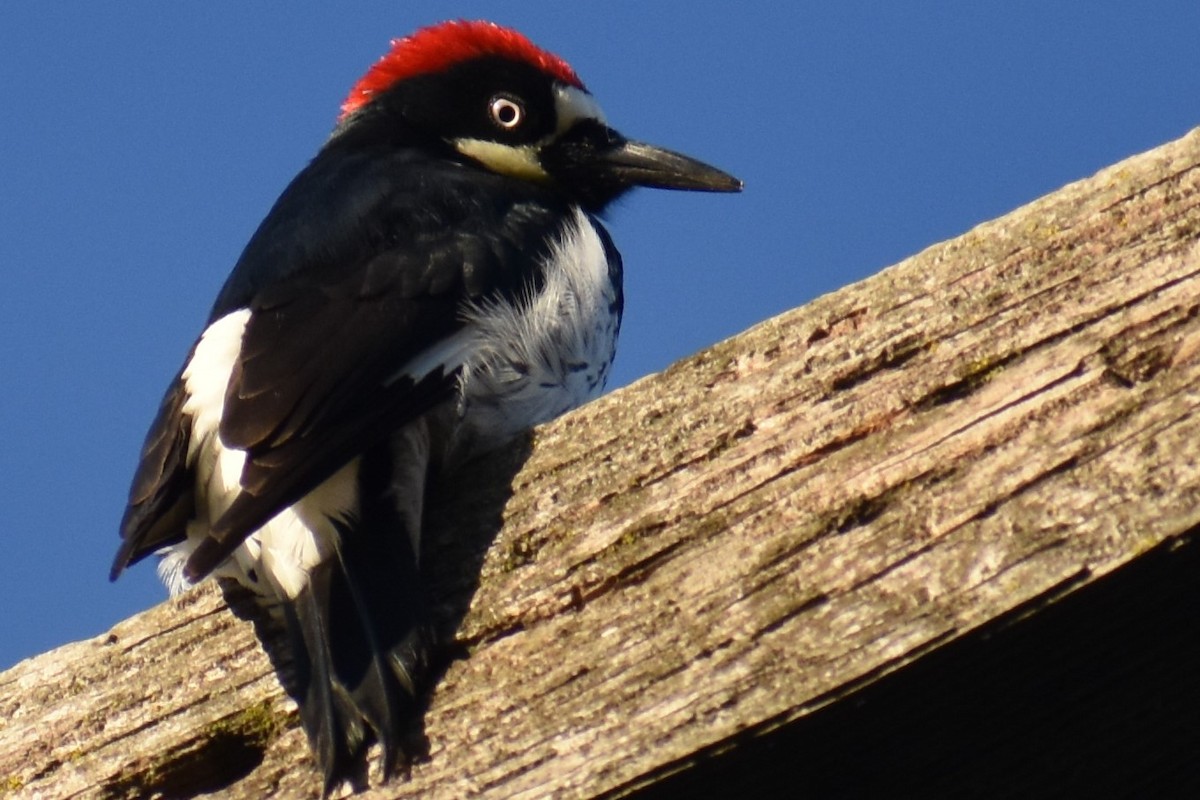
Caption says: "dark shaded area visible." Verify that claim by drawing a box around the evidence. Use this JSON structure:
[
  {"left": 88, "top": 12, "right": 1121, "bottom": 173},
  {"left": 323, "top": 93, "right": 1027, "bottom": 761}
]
[
  {"left": 421, "top": 434, "right": 534, "bottom": 646},
  {"left": 101, "top": 719, "right": 271, "bottom": 799},
  {"left": 623, "top": 529, "right": 1200, "bottom": 800},
  {"left": 217, "top": 435, "right": 532, "bottom": 792}
]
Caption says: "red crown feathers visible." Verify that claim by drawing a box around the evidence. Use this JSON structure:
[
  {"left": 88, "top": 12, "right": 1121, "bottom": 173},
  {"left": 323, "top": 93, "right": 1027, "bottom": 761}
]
[{"left": 341, "top": 20, "right": 585, "bottom": 120}]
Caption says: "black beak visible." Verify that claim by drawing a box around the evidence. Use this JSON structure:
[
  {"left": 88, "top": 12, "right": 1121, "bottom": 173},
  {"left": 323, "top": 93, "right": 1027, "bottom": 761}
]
[
  {"left": 597, "top": 138, "right": 743, "bottom": 193},
  {"left": 541, "top": 121, "right": 742, "bottom": 210}
]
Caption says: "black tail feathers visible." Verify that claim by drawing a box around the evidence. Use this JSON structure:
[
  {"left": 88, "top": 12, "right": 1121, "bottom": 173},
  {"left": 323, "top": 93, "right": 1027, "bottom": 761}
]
[{"left": 285, "top": 521, "right": 432, "bottom": 795}]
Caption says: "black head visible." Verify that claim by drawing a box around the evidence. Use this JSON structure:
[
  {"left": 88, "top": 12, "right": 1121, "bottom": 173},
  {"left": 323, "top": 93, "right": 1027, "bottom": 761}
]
[{"left": 334, "top": 20, "right": 742, "bottom": 212}]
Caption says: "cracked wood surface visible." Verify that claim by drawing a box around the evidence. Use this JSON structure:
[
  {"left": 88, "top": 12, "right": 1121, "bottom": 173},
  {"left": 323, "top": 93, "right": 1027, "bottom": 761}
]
[{"left": 3, "top": 126, "right": 1200, "bottom": 799}]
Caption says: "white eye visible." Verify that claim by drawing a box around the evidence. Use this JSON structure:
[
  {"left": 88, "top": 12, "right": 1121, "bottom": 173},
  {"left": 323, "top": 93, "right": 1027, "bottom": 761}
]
[{"left": 489, "top": 96, "right": 523, "bottom": 129}]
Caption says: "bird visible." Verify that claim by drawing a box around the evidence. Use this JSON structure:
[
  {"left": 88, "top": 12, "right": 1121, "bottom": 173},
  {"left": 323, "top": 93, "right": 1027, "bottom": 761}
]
[{"left": 110, "top": 19, "right": 741, "bottom": 792}]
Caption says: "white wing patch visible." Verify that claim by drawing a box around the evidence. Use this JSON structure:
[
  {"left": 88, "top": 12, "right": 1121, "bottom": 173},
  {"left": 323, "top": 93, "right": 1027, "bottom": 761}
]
[
  {"left": 181, "top": 309, "right": 251, "bottom": 522},
  {"left": 162, "top": 307, "right": 359, "bottom": 599}
]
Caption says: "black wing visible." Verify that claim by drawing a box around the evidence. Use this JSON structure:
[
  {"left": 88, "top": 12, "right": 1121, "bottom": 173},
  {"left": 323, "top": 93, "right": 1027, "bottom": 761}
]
[
  {"left": 111, "top": 373, "right": 195, "bottom": 579},
  {"left": 114, "top": 143, "right": 567, "bottom": 581}
]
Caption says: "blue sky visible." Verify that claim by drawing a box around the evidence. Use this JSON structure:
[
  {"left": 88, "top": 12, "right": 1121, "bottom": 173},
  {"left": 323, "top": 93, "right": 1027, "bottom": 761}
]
[{"left": 1, "top": 2, "right": 1197, "bottom": 670}]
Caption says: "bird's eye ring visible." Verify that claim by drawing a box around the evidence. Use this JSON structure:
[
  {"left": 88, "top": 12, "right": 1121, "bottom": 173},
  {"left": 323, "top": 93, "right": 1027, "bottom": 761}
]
[{"left": 489, "top": 96, "right": 523, "bottom": 129}]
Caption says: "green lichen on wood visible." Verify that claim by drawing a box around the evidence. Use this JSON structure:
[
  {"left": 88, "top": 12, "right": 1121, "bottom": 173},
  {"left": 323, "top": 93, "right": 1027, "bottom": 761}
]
[
  {"left": 101, "top": 700, "right": 286, "bottom": 799},
  {"left": 204, "top": 698, "right": 283, "bottom": 748},
  {"left": 915, "top": 351, "right": 1014, "bottom": 410}
]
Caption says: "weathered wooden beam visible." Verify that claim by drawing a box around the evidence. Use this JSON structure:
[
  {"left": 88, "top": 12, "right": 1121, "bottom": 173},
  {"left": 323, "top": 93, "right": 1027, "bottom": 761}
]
[{"left": 3, "top": 126, "right": 1199, "bottom": 799}]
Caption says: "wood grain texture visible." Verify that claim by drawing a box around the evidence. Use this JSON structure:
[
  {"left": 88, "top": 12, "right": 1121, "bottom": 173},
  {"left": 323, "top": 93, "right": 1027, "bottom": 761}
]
[{"left": 3, "top": 126, "right": 1200, "bottom": 799}]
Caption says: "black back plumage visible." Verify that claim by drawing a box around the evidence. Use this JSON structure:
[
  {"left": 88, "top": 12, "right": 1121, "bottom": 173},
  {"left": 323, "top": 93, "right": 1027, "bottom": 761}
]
[{"left": 114, "top": 137, "right": 573, "bottom": 579}]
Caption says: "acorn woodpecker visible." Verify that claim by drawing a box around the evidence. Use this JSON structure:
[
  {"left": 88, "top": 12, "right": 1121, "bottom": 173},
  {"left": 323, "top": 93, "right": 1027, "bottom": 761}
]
[{"left": 111, "top": 20, "right": 740, "bottom": 791}]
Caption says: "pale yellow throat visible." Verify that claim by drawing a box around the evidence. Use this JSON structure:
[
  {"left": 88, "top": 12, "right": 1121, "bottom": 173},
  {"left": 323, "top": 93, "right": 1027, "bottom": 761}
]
[{"left": 454, "top": 140, "right": 550, "bottom": 182}]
